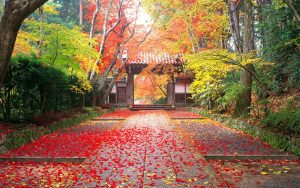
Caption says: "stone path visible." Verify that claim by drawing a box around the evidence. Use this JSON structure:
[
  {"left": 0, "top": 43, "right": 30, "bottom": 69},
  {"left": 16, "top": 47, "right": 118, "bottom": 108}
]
[{"left": 0, "top": 110, "right": 299, "bottom": 187}]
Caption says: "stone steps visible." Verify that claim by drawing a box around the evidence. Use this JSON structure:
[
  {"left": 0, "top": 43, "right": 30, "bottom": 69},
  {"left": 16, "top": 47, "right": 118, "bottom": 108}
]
[{"left": 130, "top": 104, "right": 175, "bottom": 111}]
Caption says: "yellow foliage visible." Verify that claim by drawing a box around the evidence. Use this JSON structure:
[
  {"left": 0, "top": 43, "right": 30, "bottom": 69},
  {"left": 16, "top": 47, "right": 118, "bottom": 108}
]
[
  {"left": 13, "top": 30, "right": 37, "bottom": 55},
  {"left": 184, "top": 49, "right": 237, "bottom": 100},
  {"left": 43, "top": 4, "right": 59, "bottom": 15}
]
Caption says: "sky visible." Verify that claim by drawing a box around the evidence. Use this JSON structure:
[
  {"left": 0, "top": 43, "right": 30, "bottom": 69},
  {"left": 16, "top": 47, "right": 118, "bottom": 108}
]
[{"left": 136, "top": 7, "right": 152, "bottom": 25}]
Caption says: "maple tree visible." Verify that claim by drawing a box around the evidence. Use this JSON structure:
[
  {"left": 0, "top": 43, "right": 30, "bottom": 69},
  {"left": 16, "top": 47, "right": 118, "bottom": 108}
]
[
  {"left": 82, "top": 0, "right": 151, "bottom": 105},
  {"left": 142, "top": 0, "right": 228, "bottom": 53},
  {"left": 134, "top": 74, "right": 169, "bottom": 104},
  {"left": 0, "top": 1, "right": 299, "bottom": 187}
]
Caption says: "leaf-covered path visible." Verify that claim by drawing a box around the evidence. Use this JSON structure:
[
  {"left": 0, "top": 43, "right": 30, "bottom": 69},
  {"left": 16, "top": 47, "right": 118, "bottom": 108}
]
[{"left": 0, "top": 110, "right": 299, "bottom": 187}]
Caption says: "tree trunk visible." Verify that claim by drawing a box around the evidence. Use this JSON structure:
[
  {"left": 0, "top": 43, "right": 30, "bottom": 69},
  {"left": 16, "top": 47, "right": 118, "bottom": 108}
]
[
  {"left": 234, "top": 0, "right": 255, "bottom": 117},
  {"left": 40, "top": 89, "right": 47, "bottom": 114},
  {"left": 89, "top": 0, "right": 101, "bottom": 38},
  {"left": 235, "top": 64, "right": 254, "bottom": 116},
  {"left": 227, "top": 0, "right": 242, "bottom": 52},
  {"left": 79, "top": 0, "right": 83, "bottom": 25},
  {"left": 38, "top": 6, "right": 44, "bottom": 57},
  {"left": 89, "top": 0, "right": 123, "bottom": 80},
  {"left": 82, "top": 94, "right": 86, "bottom": 109},
  {"left": 92, "top": 22, "right": 130, "bottom": 94},
  {"left": 0, "top": 0, "right": 48, "bottom": 88},
  {"left": 284, "top": 0, "right": 300, "bottom": 23},
  {"left": 92, "top": 91, "right": 98, "bottom": 107},
  {"left": 0, "top": 27, "right": 19, "bottom": 89},
  {"left": 68, "top": 92, "right": 71, "bottom": 112}
]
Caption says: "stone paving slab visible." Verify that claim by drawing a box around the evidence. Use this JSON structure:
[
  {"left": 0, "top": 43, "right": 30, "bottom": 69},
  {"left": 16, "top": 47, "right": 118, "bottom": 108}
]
[
  {"left": 173, "top": 119, "right": 290, "bottom": 156},
  {"left": 209, "top": 159, "right": 300, "bottom": 188},
  {"left": 205, "top": 155, "right": 299, "bottom": 161}
]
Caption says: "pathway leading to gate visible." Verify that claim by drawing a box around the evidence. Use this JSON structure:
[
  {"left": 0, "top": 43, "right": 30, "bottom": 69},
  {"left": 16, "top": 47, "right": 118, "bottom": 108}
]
[{"left": 0, "top": 110, "right": 299, "bottom": 187}]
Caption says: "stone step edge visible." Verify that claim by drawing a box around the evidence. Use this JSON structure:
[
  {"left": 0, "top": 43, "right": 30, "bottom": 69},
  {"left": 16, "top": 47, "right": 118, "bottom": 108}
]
[
  {"left": 204, "top": 155, "right": 299, "bottom": 160},
  {"left": 171, "top": 117, "right": 204, "bottom": 120},
  {"left": 0, "top": 157, "right": 86, "bottom": 163},
  {"left": 91, "top": 118, "right": 125, "bottom": 121}
]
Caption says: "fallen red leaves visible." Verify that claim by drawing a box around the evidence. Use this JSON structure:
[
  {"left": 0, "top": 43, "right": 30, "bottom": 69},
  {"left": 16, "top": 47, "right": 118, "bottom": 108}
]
[
  {"left": 165, "top": 110, "right": 202, "bottom": 119},
  {"left": 210, "top": 159, "right": 300, "bottom": 187},
  {"left": 1, "top": 122, "right": 118, "bottom": 158},
  {"left": 0, "top": 110, "right": 298, "bottom": 187},
  {"left": 99, "top": 110, "right": 138, "bottom": 119},
  {"left": 174, "top": 119, "right": 285, "bottom": 156}
]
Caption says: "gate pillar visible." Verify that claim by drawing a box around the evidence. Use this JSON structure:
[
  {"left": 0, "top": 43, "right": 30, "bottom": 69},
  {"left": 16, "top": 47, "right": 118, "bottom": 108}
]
[
  {"left": 126, "top": 74, "right": 134, "bottom": 106},
  {"left": 167, "top": 76, "right": 175, "bottom": 105}
]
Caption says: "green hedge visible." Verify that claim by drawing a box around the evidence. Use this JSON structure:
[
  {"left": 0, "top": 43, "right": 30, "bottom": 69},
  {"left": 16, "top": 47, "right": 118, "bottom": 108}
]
[
  {"left": 190, "top": 107, "right": 300, "bottom": 156},
  {"left": 3, "top": 109, "right": 105, "bottom": 151}
]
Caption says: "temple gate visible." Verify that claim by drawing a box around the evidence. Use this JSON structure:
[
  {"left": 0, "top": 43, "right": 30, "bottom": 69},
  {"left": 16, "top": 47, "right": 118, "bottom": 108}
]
[{"left": 107, "top": 53, "right": 194, "bottom": 107}]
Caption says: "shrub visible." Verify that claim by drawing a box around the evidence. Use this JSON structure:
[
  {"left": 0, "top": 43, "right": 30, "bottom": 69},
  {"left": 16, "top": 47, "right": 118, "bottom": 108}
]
[{"left": 262, "top": 108, "right": 300, "bottom": 134}]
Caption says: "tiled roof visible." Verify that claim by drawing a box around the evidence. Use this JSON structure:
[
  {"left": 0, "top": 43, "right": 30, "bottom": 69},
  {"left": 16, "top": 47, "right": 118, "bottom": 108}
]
[{"left": 127, "top": 52, "right": 184, "bottom": 65}]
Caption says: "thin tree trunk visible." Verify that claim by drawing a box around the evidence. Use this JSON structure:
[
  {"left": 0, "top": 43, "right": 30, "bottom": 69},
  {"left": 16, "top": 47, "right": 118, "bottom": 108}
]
[
  {"left": 41, "top": 89, "right": 47, "bottom": 114},
  {"left": 234, "top": 0, "right": 255, "bottom": 116},
  {"left": 284, "top": 0, "right": 300, "bottom": 23},
  {"left": 68, "top": 92, "right": 71, "bottom": 112},
  {"left": 79, "top": 0, "right": 83, "bottom": 25},
  {"left": 89, "top": 0, "right": 124, "bottom": 80},
  {"left": 226, "top": 0, "right": 242, "bottom": 52},
  {"left": 98, "top": 0, "right": 113, "bottom": 56},
  {"left": 103, "top": 59, "right": 127, "bottom": 101},
  {"left": 89, "top": 0, "right": 102, "bottom": 38},
  {"left": 38, "top": 6, "right": 44, "bottom": 57},
  {"left": 92, "top": 91, "right": 98, "bottom": 107},
  {"left": 82, "top": 94, "right": 85, "bottom": 109},
  {"left": 93, "top": 22, "right": 130, "bottom": 94}
]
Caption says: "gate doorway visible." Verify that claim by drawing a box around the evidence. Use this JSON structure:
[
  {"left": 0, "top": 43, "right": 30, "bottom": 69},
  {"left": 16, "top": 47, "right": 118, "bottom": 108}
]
[{"left": 134, "top": 75, "right": 168, "bottom": 105}]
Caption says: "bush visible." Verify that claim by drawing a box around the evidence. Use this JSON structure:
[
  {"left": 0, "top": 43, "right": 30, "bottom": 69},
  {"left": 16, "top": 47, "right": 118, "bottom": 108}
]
[{"left": 262, "top": 108, "right": 300, "bottom": 134}]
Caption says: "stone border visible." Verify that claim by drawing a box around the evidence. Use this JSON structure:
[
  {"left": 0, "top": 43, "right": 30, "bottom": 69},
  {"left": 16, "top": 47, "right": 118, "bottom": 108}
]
[
  {"left": 91, "top": 118, "right": 125, "bottom": 121},
  {"left": 204, "top": 155, "right": 299, "bottom": 161},
  {"left": 170, "top": 117, "right": 205, "bottom": 120},
  {"left": 192, "top": 153, "right": 225, "bottom": 187}
]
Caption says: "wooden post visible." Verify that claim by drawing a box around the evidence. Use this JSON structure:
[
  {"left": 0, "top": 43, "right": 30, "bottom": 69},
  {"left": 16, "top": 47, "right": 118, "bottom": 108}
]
[
  {"left": 184, "top": 81, "right": 187, "bottom": 104},
  {"left": 167, "top": 75, "right": 175, "bottom": 105},
  {"left": 126, "top": 74, "right": 134, "bottom": 106}
]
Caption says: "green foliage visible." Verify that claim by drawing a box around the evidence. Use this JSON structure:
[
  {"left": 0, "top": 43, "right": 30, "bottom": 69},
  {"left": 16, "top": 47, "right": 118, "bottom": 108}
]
[
  {"left": 153, "top": 97, "right": 167, "bottom": 104},
  {"left": 260, "top": 4, "right": 300, "bottom": 92},
  {"left": 0, "top": 0, "right": 4, "bottom": 16},
  {"left": 0, "top": 54, "right": 92, "bottom": 122},
  {"left": 23, "top": 20, "right": 97, "bottom": 75},
  {"left": 51, "top": 0, "right": 81, "bottom": 27},
  {"left": 217, "top": 82, "right": 244, "bottom": 112},
  {"left": 3, "top": 0, "right": 102, "bottom": 121},
  {"left": 262, "top": 108, "right": 300, "bottom": 134}
]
